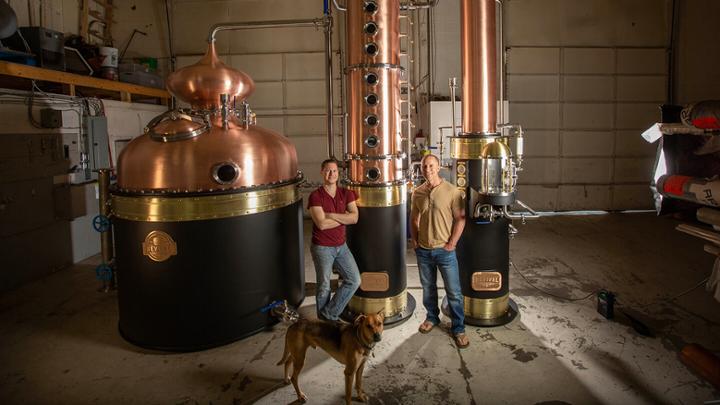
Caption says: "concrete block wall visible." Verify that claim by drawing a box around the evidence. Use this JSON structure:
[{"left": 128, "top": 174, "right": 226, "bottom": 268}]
[
  {"left": 502, "top": 0, "right": 670, "bottom": 211},
  {"left": 507, "top": 46, "right": 662, "bottom": 211}
]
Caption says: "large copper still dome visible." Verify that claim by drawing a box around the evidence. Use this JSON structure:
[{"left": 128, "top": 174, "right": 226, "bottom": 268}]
[
  {"left": 116, "top": 43, "right": 299, "bottom": 193},
  {"left": 165, "top": 42, "right": 255, "bottom": 110}
]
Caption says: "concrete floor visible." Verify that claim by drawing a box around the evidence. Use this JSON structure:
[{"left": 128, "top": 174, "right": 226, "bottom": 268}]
[{"left": 1, "top": 213, "right": 719, "bottom": 404}]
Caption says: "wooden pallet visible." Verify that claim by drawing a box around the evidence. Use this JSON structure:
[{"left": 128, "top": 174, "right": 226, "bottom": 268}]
[{"left": 0, "top": 61, "right": 169, "bottom": 104}]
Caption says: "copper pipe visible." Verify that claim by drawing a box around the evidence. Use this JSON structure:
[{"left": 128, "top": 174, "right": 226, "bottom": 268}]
[
  {"left": 207, "top": 18, "right": 328, "bottom": 42},
  {"left": 461, "top": 0, "right": 497, "bottom": 134}
]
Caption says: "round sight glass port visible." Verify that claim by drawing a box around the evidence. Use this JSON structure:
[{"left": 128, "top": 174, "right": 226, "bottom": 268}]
[
  {"left": 364, "top": 42, "right": 379, "bottom": 56},
  {"left": 364, "top": 114, "right": 379, "bottom": 127},
  {"left": 364, "top": 72, "right": 379, "bottom": 85},
  {"left": 363, "top": 22, "right": 378, "bottom": 35},
  {"left": 212, "top": 162, "right": 239, "bottom": 185},
  {"left": 366, "top": 168, "right": 381, "bottom": 181},
  {"left": 365, "top": 93, "right": 379, "bottom": 106},
  {"left": 364, "top": 1, "right": 378, "bottom": 13},
  {"left": 365, "top": 135, "right": 379, "bottom": 148}
]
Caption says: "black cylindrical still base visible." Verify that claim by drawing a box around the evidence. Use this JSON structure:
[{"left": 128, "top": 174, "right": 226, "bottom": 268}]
[
  {"left": 113, "top": 200, "right": 305, "bottom": 352},
  {"left": 455, "top": 215, "right": 518, "bottom": 326},
  {"left": 344, "top": 203, "right": 415, "bottom": 326}
]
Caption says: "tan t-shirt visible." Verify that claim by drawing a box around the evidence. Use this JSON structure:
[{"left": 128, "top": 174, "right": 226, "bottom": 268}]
[{"left": 411, "top": 179, "right": 464, "bottom": 249}]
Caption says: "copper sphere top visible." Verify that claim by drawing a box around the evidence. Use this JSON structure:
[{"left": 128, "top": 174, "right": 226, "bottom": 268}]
[{"left": 166, "top": 42, "right": 255, "bottom": 109}]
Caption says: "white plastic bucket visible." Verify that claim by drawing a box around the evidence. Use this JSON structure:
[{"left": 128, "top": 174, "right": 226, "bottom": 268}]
[{"left": 99, "top": 47, "right": 118, "bottom": 68}]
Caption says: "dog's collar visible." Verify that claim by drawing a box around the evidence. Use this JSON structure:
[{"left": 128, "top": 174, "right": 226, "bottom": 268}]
[{"left": 355, "top": 327, "right": 375, "bottom": 352}]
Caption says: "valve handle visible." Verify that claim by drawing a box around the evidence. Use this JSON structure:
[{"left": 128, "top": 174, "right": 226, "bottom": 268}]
[
  {"left": 260, "top": 300, "right": 284, "bottom": 313},
  {"left": 95, "top": 264, "right": 113, "bottom": 281},
  {"left": 92, "top": 215, "right": 111, "bottom": 232}
]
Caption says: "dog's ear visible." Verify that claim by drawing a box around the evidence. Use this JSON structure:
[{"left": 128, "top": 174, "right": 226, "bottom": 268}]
[
  {"left": 376, "top": 309, "right": 385, "bottom": 320},
  {"left": 354, "top": 314, "right": 366, "bottom": 326}
]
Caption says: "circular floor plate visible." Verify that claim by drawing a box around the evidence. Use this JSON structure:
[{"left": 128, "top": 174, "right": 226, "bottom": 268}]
[
  {"left": 441, "top": 296, "right": 520, "bottom": 327},
  {"left": 341, "top": 293, "right": 416, "bottom": 329}
]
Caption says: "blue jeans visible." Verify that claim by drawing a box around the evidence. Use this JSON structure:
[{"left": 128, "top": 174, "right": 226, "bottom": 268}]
[
  {"left": 415, "top": 247, "right": 465, "bottom": 334},
  {"left": 310, "top": 243, "right": 361, "bottom": 320}
]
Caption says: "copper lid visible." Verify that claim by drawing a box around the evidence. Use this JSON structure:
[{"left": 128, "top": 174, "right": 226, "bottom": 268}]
[
  {"left": 166, "top": 42, "right": 255, "bottom": 110},
  {"left": 146, "top": 112, "right": 210, "bottom": 142}
]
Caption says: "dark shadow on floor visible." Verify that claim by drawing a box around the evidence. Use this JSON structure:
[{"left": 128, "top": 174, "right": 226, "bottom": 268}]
[{"left": 361, "top": 319, "right": 604, "bottom": 405}]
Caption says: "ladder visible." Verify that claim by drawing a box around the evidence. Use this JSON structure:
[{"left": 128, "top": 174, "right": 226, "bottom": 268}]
[
  {"left": 399, "top": 10, "right": 415, "bottom": 174},
  {"left": 80, "top": 0, "right": 116, "bottom": 45}
]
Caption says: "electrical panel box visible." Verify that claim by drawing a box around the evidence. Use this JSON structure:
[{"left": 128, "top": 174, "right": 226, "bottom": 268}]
[{"left": 85, "top": 116, "right": 110, "bottom": 175}]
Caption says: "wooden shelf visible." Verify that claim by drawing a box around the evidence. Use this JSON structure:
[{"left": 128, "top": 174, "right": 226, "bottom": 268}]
[{"left": 0, "top": 61, "right": 170, "bottom": 104}]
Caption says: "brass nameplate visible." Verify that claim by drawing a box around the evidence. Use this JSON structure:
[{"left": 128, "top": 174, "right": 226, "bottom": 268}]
[
  {"left": 360, "top": 272, "right": 389, "bottom": 292},
  {"left": 471, "top": 271, "right": 502, "bottom": 291},
  {"left": 142, "top": 230, "right": 178, "bottom": 262}
]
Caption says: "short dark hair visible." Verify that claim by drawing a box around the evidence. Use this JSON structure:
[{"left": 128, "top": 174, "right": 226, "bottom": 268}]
[{"left": 321, "top": 158, "right": 339, "bottom": 170}]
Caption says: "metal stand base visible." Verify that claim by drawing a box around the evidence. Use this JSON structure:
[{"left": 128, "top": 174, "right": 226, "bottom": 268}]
[
  {"left": 342, "top": 293, "right": 416, "bottom": 329},
  {"left": 442, "top": 296, "right": 519, "bottom": 327}
]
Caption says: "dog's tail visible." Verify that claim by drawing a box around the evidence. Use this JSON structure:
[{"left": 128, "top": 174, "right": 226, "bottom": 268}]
[{"left": 276, "top": 333, "right": 291, "bottom": 366}]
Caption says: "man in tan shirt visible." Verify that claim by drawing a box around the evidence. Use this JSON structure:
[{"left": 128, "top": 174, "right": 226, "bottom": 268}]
[{"left": 410, "top": 154, "right": 468, "bottom": 348}]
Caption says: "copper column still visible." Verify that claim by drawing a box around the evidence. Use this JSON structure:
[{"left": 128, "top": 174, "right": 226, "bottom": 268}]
[
  {"left": 342, "top": 0, "right": 415, "bottom": 324},
  {"left": 461, "top": 0, "right": 497, "bottom": 135},
  {"left": 110, "top": 41, "right": 305, "bottom": 351},
  {"left": 449, "top": 0, "right": 534, "bottom": 327}
]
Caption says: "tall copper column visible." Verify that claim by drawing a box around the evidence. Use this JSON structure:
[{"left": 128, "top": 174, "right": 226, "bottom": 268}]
[
  {"left": 461, "top": 0, "right": 497, "bottom": 134},
  {"left": 343, "top": 0, "right": 415, "bottom": 324},
  {"left": 451, "top": 0, "right": 520, "bottom": 326}
]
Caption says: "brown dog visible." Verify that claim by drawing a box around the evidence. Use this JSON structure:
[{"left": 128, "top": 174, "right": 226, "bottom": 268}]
[{"left": 277, "top": 312, "right": 385, "bottom": 404}]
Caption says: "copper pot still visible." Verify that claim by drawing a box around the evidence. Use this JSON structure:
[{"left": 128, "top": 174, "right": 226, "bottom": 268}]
[
  {"left": 110, "top": 42, "right": 305, "bottom": 351},
  {"left": 117, "top": 42, "right": 300, "bottom": 193}
]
